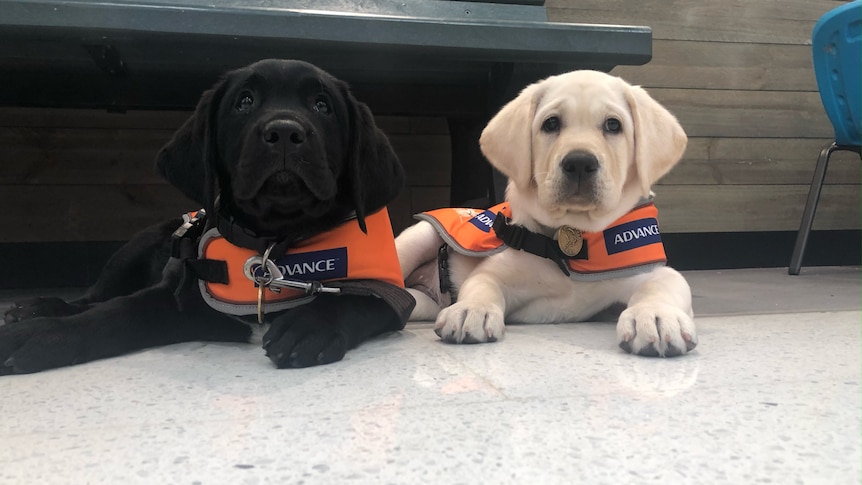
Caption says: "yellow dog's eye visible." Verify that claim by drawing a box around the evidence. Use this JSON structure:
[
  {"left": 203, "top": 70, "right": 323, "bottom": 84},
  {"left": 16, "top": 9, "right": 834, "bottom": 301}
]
[
  {"left": 541, "top": 116, "right": 561, "bottom": 133},
  {"left": 604, "top": 118, "right": 622, "bottom": 134}
]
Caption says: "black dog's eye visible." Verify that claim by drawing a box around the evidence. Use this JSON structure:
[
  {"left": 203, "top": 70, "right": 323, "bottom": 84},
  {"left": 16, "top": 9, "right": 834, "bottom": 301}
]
[
  {"left": 313, "top": 96, "right": 331, "bottom": 115},
  {"left": 236, "top": 92, "right": 254, "bottom": 112},
  {"left": 541, "top": 116, "right": 561, "bottom": 133},
  {"left": 604, "top": 117, "right": 622, "bottom": 134}
]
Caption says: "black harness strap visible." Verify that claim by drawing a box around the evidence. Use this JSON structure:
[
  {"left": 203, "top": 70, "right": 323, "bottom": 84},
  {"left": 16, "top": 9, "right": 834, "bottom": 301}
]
[
  {"left": 216, "top": 214, "right": 294, "bottom": 258},
  {"left": 170, "top": 204, "right": 302, "bottom": 289},
  {"left": 210, "top": 196, "right": 298, "bottom": 257},
  {"left": 437, "top": 243, "right": 458, "bottom": 304},
  {"left": 491, "top": 211, "right": 588, "bottom": 276},
  {"left": 185, "top": 258, "right": 229, "bottom": 285},
  {"left": 168, "top": 209, "right": 229, "bottom": 287}
]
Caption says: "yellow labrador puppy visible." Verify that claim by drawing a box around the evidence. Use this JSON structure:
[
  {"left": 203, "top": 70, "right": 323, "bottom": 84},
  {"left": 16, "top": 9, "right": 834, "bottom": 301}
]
[{"left": 396, "top": 70, "right": 697, "bottom": 357}]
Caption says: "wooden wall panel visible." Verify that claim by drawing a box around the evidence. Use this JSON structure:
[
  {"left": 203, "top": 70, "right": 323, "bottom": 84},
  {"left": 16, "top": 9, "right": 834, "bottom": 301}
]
[
  {"left": 0, "top": 185, "right": 194, "bottom": 242},
  {"left": 655, "top": 185, "right": 859, "bottom": 233},
  {"left": 0, "top": 108, "right": 452, "bottom": 242},
  {"left": 0, "top": 128, "right": 174, "bottom": 185},
  {"left": 0, "top": 108, "right": 190, "bottom": 129},
  {"left": 390, "top": 134, "right": 451, "bottom": 187},
  {"left": 546, "top": 0, "right": 844, "bottom": 44},
  {"left": 612, "top": 40, "right": 817, "bottom": 92},
  {"left": 650, "top": 88, "right": 832, "bottom": 139},
  {"left": 666, "top": 138, "right": 861, "bottom": 186}
]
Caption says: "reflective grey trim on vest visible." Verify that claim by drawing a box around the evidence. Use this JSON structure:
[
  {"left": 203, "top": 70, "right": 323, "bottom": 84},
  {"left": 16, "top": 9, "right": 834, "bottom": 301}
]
[
  {"left": 196, "top": 227, "right": 318, "bottom": 316},
  {"left": 198, "top": 227, "right": 220, "bottom": 252},
  {"left": 565, "top": 261, "right": 666, "bottom": 282},
  {"left": 414, "top": 212, "right": 509, "bottom": 257},
  {"left": 197, "top": 278, "right": 318, "bottom": 316},
  {"left": 633, "top": 195, "right": 655, "bottom": 210}
]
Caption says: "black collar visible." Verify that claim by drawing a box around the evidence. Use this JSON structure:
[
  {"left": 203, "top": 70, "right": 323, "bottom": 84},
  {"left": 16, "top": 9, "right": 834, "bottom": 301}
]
[
  {"left": 491, "top": 212, "right": 588, "bottom": 276},
  {"left": 215, "top": 212, "right": 295, "bottom": 257},
  {"left": 212, "top": 198, "right": 362, "bottom": 258}
]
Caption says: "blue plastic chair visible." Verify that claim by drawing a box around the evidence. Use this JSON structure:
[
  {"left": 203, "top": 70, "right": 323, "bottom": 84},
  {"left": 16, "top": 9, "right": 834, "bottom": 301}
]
[{"left": 789, "top": 0, "right": 862, "bottom": 275}]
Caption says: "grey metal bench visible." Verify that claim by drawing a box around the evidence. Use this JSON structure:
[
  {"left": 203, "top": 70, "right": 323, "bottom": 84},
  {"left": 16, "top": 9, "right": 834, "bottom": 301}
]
[{"left": 0, "top": 0, "right": 651, "bottom": 204}]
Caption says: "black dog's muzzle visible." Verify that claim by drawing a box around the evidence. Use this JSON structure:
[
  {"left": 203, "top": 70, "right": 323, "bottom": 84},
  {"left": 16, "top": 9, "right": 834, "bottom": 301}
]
[{"left": 263, "top": 118, "right": 307, "bottom": 146}]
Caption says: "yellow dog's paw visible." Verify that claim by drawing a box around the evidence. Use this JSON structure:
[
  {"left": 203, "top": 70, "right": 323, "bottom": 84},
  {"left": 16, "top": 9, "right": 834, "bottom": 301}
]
[
  {"left": 434, "top": 301, "right": 505, "bottom": 344},
  {"left": 617, "top": 303, "right": 697, "bottom": 357}
]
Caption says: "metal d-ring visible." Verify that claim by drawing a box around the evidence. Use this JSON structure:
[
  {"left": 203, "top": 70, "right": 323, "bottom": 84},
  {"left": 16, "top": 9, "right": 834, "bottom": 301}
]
[{"left": 247, "top": 243, "right": 277, "bottom": 325}]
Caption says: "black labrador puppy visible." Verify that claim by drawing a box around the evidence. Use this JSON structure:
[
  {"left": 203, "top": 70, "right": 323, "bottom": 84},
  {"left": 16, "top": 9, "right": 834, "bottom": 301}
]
[{"left": 1, "top": 59, "right": 414, "bottom": 375}]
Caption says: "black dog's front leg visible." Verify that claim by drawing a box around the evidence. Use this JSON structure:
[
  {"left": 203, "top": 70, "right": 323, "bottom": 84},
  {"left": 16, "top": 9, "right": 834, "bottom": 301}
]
[
  {"left": 0, "top": 285, "right": 250, "bottom": 375},
  {"left": 4, "top": 218, "right": 180, "bottom": 325},
  {"left": 262, "top": 295, "right": 402, "bottom": 368},
  {"left": 4, "top": 296, "right": 91, "bottom": 324}
]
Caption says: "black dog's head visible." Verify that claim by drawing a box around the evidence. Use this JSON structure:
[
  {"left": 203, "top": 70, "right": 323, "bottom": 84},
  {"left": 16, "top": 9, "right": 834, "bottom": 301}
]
[{"left": 156, "top": 59, "right": 404, "bottom": 238}]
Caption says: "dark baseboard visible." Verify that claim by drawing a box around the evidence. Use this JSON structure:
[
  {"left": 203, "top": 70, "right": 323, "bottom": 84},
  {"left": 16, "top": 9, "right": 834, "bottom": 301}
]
[
  {"left": 663, "top": 230, "right": 860, "bottom": 271},
  {"left": 2, "top": 241, "right": 126, "bottom": 290},
  {"left": 0, "top": 230, "right": 859, "bottom": 289}
]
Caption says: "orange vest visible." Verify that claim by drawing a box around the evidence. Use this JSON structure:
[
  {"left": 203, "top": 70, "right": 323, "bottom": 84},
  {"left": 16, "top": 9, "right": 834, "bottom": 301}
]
[
  {"left": 197, "top": 209, "right": 404, "bottom": 315},
  {"left": 417, "top": 201, "right": 667, "bottom": 281}
]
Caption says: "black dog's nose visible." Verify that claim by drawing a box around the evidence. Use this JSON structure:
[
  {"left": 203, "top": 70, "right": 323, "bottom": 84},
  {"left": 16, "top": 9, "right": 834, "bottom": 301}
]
[
  {"left": 263, "top": 119, "right": 306, "bottom": 145},
  {"left": 561, "top": 151, "right": 599, "bottom": 178}
]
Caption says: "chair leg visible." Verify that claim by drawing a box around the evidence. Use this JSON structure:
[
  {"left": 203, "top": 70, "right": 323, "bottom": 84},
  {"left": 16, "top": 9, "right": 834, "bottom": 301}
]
[{"left": 788, "top": 143, "right": 836, "bottom": 275}]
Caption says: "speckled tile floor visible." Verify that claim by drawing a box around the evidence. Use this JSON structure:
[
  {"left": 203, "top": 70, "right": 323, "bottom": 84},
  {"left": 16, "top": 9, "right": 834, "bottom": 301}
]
[{"left": 0, "top": 267, "right": 859, "bottom": 484}]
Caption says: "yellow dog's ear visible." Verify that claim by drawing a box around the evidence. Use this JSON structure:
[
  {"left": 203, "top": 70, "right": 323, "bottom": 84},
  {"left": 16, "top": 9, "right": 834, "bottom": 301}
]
[
  {"left": 480, "top": 81, "right": 544, "bottom": 190},
  {"left": 625, "top": 85, "right": 688, "bottom": 197}
]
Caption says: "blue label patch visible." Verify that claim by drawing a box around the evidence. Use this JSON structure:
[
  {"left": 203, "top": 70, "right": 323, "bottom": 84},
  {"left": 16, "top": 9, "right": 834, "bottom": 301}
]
[
  {"left": 253, "top": 247, "right": 348, "bottom": 281},
  {"left": 603, "top": 218, "right": 661, "bottom": 255},
  {"left": 469, "top": 210, "right": 498, "bottom": 233}
]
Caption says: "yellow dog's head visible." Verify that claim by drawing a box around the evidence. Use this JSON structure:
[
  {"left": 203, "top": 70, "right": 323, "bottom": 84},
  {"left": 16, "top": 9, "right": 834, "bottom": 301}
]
[{"left": 480, "top": 70, "right": 687, "bottom": 231}]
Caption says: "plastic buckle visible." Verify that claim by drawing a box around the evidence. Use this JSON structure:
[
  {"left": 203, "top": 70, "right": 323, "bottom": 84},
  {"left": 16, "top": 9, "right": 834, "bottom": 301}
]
[{"left": 171, "top": 209, "right": 207, "bottom": 258}]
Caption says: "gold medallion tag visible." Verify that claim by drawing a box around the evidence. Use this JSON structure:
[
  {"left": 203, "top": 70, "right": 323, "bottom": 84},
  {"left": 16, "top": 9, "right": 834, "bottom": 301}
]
[{"left": 556, "top": 226, "right": 583, "bottom": 257}]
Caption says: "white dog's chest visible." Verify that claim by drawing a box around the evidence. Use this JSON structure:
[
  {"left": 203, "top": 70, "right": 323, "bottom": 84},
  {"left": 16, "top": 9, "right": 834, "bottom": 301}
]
[
  {"left": 247, "top": 322, "right": 270, "bottom": 345},
  {"left": 452, "top": 249, "right": 648, "bottom": 323}
]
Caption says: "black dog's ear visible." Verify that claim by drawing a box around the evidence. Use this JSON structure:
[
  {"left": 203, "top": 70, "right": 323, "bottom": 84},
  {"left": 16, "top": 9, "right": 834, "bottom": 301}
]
[
  {"left": 155, "top": 79, "right": 228, "bottom": 210},
  {"left": 341, "top": 85, "right": 405, "bottom": 233}
]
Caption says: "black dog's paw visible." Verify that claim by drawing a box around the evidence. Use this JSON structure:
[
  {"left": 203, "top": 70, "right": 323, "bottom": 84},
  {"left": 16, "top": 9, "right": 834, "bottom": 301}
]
[
  {"left": 4, "top": 297, "right": 85, "bottom": 324},
  {"left": 0, "top": 318, "right": 85, "bottom": 375},
  {"left": 262, "top": 318, "right": 348, "bottom": 368}
]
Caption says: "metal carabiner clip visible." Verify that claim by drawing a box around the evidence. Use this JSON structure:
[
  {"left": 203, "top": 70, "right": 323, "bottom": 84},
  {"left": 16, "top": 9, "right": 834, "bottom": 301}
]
[
  {"left": 243, "top": 244, "right": 281, "bottom": 324},
  {"left": 268, "top": 277, "right": 342, "bottom": 295}
]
